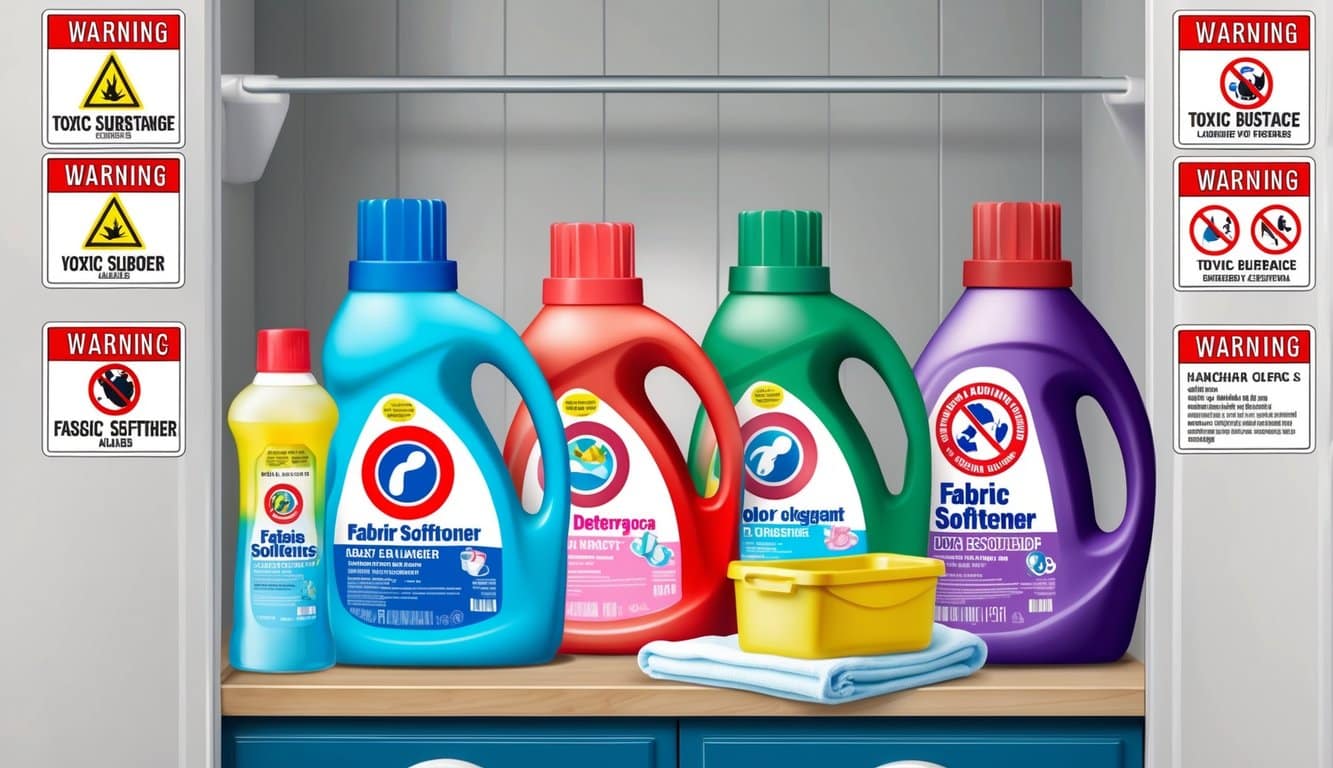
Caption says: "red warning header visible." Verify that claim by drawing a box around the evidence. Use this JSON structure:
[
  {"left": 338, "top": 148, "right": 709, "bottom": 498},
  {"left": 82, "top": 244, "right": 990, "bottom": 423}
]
[
  {"left": 1178, "top": 329, "right": 1311, "bottom": 364},
  {"left": 1178, "top": 161, "right": 1311, "bottom": 197},
  {"left": 46, "top": 14, "right": 181, "bottom": 49},
  {"left": 1178, "top": 15, "right": 1310, "bottom": 51},
  {"left": 47, "top": 326, "right": 182, "bottom": 362},
  {"left": 47, "top": 157, "right": 181, "bottom": 193}
]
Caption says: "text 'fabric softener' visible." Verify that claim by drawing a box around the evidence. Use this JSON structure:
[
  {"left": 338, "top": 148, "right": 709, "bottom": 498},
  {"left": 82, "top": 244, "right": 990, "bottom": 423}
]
[
  {"left": 689, "top": 210, "right": 931, "bottom": 560},
  {"left": 915, "top": 201, "right": 1155, "bottom": 664},
  {"left": 504, "top": 222, "right": 745, "bottom": 654},
  {"left": 323, "top": 199, "right": 571, "bottom": 667}
]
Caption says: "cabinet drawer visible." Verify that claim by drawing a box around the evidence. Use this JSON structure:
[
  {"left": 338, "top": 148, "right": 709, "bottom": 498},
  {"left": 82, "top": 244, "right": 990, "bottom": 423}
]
[
  {"left": 681, "top": 718, "right": 1143, "bottom": 768},
  {"left": 224, "top": 718, "right": 675, "bottom": 768}
]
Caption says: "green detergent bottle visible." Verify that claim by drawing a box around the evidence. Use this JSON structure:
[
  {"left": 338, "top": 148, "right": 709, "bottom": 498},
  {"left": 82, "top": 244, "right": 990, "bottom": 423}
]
[{"left": 689, "top": 210, "right": 930, "bottom": 560}]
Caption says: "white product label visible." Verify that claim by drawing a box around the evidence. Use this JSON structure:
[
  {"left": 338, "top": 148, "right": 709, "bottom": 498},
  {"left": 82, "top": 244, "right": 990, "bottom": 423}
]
[
  {"left": 43, "top": 11, "right": 184, "bottom": 147},
  {"left": 728, "top": 382, "right": 866, "bottom": 560},
  {"left": 1174, "top": 326, "right": 1313, "bottom": 453},
  {"left": 42, "top": 322, "right": 184, "bottom": 456},
  {"left": 927, "top": 367, "right": 1058, "bottom": 631},
  {"left": 333, "top": 395, "right": 503, "bottom": 629},
  {"left": 522, "top": 389, "right": 681, "bottom": 622},
  {"left": 43, "top": 155, "right": 184, "bottom": 287},
  {"left": 249, "top": 445, "right": 322, "bottom": 627},
  {"left": 1174, "top": 158, "right": 1312, "bottom": 290},
  {"left": 1174, "top": 11, "right": 1313, "bottom": 148}
]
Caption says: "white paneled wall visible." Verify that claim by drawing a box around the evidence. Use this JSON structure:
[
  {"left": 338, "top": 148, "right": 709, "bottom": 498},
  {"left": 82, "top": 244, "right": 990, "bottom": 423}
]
[{"left": 222, "top": 0, "right": 1146, "bottom": 649}]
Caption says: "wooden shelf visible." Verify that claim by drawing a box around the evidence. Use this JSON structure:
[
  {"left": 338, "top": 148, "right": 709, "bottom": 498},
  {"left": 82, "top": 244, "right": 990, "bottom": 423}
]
[{"left": 221, "top": 655, "right": 1144, "bottom": 718}]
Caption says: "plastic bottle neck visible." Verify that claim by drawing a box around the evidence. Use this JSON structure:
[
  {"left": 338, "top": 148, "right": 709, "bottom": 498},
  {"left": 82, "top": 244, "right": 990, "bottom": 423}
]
[
  {"left": 349, "top": 260, "right": 458, "bottom": 292},
  {"left": 253, "top": 372, "right": 318, "bottom": 386},
  {"left": 728, "top": 265, "right": 830, "bottom": 294},
  {"left": 542, "top": 277, "right": 644, "bottom": 305}
]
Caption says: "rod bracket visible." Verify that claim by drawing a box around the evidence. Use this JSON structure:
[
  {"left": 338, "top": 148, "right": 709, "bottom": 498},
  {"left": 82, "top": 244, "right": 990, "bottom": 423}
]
[
  {"left": 1102, "top": 76, "right": 1145, "bottom": 162},
  {"left": 221, "top": 75, "right": 289, "bottom": 184}
]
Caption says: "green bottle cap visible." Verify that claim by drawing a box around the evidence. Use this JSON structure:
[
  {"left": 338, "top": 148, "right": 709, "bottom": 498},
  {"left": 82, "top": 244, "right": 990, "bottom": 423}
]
[{"left": 730, "top": 210, "right": 830, "bottom": 293}]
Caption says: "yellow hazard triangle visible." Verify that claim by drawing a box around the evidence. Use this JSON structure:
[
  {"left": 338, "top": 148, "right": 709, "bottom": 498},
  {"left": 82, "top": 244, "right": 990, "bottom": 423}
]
[
  {"left": 81, "top": 52, "right": 143, "bottom": 110},
  {"left": 84, "top": 195, "right": 145, "bottom": 249}
]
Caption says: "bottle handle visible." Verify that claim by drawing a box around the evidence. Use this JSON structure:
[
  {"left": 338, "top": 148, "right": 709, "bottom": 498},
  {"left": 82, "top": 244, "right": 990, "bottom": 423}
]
[
  {"left": 483, "top": 333, "right": 571, "bottom": 541},
  {"left": 844, "top": 326, "right": 933, "bottom": 532},
  {"left": 643, "top": 333, "right": 744, "bottom": 563},
  {"left": 1075, "top": 365, "right": 1156, "bottom": 558}
]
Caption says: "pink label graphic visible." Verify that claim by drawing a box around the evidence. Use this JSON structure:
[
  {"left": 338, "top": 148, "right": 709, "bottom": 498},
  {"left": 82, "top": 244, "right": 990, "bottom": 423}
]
[{"left": 565, "top": 532, "right": 681, "bottom": 622}]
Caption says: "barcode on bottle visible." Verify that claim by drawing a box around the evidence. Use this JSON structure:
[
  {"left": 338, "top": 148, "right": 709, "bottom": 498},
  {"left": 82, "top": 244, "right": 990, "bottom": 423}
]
[
  {"left": 568, "top": 601, "right": 599, "bottom": 618},
  {"left": 385, "top": 610, "right": 435, "bottom": 626},
  {"left": 1028, "top": 599, "right": 1053, "bottom": 614},
  {"left": 470, "top": 598, "right": 497, "bottom": 613},
  {"left": 296, "top": 605, "right": 316, "bottom": 617},
  {"left": 935, "top": 606, "right": 982, "bottom": 623}
]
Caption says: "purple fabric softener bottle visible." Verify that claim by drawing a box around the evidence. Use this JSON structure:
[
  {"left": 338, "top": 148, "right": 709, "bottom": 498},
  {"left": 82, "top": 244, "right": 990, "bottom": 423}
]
[{"left": 914, "top": 201, "right": 1154, "bottom": 664}]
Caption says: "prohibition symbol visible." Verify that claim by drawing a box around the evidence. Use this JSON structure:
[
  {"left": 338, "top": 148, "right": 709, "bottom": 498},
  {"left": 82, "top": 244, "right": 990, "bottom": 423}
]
[
  {"left": 935, "top": 383, "right": 1029, "bottom": 476},
  {"left": 1220, "top": 57, "right": 1272, "bottom": 110},
  {"left": 1189, "top": 205, "right": 1238, "bottom": 255},
  {"left": 88, "top": 363, "right": 140, "bottom": 415},
  {"left": 1251, "top": 204, "right": 1300, "bottom": 255}
]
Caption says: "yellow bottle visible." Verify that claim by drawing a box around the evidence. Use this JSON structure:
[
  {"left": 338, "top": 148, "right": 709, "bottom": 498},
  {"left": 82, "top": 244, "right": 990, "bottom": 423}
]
[{"left": 228, "top": 329, "right": 338, "bottom": 672}]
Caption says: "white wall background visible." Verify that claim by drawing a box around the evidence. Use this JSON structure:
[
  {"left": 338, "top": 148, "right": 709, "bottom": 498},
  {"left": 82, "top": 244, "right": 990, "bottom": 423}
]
[{"left": 219, "top": 0, "right": 1148, "bottom": 653}]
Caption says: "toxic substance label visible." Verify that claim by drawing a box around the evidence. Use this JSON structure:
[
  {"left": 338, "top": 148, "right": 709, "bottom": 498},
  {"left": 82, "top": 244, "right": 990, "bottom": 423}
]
[
  {"left": 1174, "top": 326, "right": 1313, "bottom": 453},
  {"left": 928, "top": 367, "right": 1059, "bottom": 631},
  {"left": 334, "top": 395, "right": 503, "bottom": 629},
  {"left": 1174, "top": 12, "right": 1313, "bottom": 147},
  {"left": 521, "top": 389, "right": 682, "bottom": 622},
  {"left": 249, "top": 445, "right": 322, "bottom": 627},
  {"left": 43, "top": 322, "right": 185, "bottom": 456},
  {"left": 1175, "top": 158, "right": 1312, "bottom": 290},
  {"left": 44, "top": 155, "right": 183, "bottom": 286},
  {"left": 43, "top": 12, "right": 184, "bottom": 147}
]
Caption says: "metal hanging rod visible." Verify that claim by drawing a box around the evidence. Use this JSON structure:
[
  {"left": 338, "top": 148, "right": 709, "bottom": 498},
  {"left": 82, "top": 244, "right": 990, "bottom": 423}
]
[{"left": 239, "top": 75, "right": 1133, "bottom": 96}]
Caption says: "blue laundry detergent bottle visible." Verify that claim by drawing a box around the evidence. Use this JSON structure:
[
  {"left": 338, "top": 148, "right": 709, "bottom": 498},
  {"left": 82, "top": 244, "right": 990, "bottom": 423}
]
[{"left": 324, "top": 198, "right": 571, "bottom": 666}]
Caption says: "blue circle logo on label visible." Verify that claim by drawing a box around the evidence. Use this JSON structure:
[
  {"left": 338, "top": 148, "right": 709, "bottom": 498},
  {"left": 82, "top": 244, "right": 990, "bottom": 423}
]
[
  {"left": 542, "top": 421, "right": 630, "bottom": 508},
  {"left": 361, "top": 425, "right": 456, "bottom": 520},
  {"left": 1026, "top": 551, "right": 1057, "bottom": 576},
  {"left": 741, "top": 413, "right": 817, "bottom": 499}
]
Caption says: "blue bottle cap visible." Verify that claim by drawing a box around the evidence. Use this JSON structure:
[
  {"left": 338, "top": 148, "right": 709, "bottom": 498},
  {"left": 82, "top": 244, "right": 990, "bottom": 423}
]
[{"left": 349, "top": 198, "right": 459, "bottom": 292}]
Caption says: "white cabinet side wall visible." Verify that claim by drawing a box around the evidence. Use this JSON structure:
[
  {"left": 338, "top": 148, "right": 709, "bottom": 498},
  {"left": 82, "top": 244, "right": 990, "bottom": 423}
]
[
  {"left": 1148, "top": 2, "right": 1332, "bottom": 767},
  {"left": 1, "top": 1, "right": 218, "bottom": 767}
]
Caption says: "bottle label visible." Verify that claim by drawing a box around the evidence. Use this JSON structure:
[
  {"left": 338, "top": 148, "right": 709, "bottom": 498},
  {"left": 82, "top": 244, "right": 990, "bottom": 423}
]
[
  {"left": 721, "top": 381, "right": 867, "bottom": 560},
  {"left": 249, "top": 445, "right": 322, "bottom": 628},
  {"left": 927, "top": 367, "right": 1059, "bottom": 631},
  {"left": 333, "top": 395, "right": 502, "bottom": 630},
  {"left": 522, "top": 389, "right": 681, "bottom": 622}
]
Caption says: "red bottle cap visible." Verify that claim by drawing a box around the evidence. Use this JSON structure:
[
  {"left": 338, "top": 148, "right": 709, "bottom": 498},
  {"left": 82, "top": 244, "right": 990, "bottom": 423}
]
[
  {"left": 256, "top": 328, "right": 311, "bottom": 373},
  {"left": 543, "top": 222, "right": 645, "bottom": 305},
  {"left": 964, "top": 201, "right": 1072, "bottom": 288}
]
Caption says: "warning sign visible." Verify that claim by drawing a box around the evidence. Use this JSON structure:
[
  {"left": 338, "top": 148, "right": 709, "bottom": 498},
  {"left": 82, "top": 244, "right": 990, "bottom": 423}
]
[
  {"left": 1174, "top": 326, "right": 1312, "bottom": 454},
  {"left": 1175, "top": 12, "right": 1312, "bottom": 147},
  {"left": 43, "top": 323, "right": 185, "bottom": 456},
  {"left": 43, "top": 156, "right": 183, "bottom": 287},
  {"left": 81, "top": 52, "right": 142, "bottom": 109},
  {"left": 84, "top": 196, "right": 143, "bottom": 249},
  {"left": 1175, "top": 159, "right": 1312, "bottom": 290},
  {"left": 43, "top": 12, "right": 183, "bottom": 147}
]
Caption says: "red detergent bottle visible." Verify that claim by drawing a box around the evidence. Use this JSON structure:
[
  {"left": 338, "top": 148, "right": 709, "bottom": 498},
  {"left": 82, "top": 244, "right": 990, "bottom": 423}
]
[{"left": 504, "top": 222, "right": 745, "bottom": 654}]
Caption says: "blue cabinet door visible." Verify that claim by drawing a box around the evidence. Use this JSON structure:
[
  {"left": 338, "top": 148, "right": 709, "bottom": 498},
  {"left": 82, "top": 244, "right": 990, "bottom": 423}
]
[
  {"left": 224, "top": 718, "right": 676, "bottom": 768},
  {"left": 680, "top": 718, "right": 1143, "bottom": 768}
]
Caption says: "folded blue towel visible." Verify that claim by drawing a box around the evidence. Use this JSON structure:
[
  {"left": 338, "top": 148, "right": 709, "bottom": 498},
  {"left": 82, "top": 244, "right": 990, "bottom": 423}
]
[{"left": 637, "top": 624, "right": 987, "bottom": 704}]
